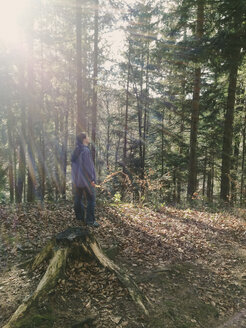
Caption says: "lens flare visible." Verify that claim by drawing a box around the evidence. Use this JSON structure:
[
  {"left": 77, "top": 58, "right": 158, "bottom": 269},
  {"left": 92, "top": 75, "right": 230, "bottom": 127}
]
[{"left": 0, "top": 0, "right": 29, "bottom": 45}]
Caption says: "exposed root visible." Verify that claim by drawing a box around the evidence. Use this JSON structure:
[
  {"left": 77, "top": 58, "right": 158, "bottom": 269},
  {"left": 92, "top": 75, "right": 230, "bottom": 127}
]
[
  {"left": 89, "top": 238, "right": 150, "bottom": 316},
  {"left": 31, "top": 239, "right": 55, "bottom": 271},
  {"left": 4, "top": 227, "right": 150, "bottom": 327},
  {"left": 3, "top": 247, "right": 68, "bottom": 328}
]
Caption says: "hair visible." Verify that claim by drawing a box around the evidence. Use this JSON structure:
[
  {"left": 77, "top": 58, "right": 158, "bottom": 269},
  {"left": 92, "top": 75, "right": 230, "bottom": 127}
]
[{"left": 76, "top": 132, "right": 87, "bottom": 144}]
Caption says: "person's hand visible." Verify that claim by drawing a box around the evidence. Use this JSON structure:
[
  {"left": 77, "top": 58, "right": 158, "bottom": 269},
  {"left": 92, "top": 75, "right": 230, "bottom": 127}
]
[{"left": 91, "top": 181, "right": 96, "bottom": 187}]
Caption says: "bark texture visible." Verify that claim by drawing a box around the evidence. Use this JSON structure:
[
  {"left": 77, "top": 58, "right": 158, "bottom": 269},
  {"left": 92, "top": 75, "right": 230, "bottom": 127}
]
[
  {"left": 220, "top": 47, "right": 241, "bottom": 202},
  {"left": 187, "top": 0, "right": 204, "bottom": 199}
]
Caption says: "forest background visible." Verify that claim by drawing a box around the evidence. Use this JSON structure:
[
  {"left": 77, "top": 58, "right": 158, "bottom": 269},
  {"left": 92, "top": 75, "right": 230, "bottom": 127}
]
[
  {"left": 0, "top": 0, "right": 246, "bottom": 208},
  {"left": 1, "top": 1, "right": 246, "bottom": 327}
]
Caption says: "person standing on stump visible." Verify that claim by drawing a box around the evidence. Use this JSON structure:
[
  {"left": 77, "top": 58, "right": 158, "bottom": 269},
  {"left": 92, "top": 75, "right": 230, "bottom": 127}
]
[{"left": 71, "top": 132, "right": 99, "bottom": 227}]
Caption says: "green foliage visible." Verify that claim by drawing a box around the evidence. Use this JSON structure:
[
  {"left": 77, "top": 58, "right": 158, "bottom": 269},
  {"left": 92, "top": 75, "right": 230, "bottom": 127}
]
[{"left": 113, "top": 191, "right": 121, "bottom": 203}]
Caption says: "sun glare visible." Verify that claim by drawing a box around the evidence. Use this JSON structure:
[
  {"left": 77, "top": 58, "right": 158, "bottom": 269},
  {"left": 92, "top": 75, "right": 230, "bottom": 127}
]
[{"left": 0, "top": 0, "right": 29, "bottom": 45}]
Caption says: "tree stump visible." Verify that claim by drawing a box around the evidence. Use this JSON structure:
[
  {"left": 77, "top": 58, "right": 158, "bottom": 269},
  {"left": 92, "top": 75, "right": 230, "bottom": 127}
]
[{"left": 3, "top": 227, "right": 150, "bottom": 328}]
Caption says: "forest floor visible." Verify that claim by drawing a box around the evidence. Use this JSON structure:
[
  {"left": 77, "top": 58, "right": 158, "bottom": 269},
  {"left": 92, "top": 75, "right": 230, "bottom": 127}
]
[{"left": 0, "top": 201, "right": 246, "bottom": 328}]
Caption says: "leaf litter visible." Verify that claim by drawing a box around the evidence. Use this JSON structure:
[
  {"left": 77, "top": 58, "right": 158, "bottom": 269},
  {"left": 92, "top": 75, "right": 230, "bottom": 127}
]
[{"left": 0, "top": 202, "right": 245, "bottom": 327}]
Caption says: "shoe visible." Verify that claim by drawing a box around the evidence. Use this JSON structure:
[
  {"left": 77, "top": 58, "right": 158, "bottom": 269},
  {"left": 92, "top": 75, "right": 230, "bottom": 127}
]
[{"left": 87, "top": 221, "right": 100, "bottom": 228}]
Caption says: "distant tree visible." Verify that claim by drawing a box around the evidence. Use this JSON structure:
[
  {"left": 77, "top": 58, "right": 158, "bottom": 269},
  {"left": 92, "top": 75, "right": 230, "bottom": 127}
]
[
  {"left": 187, "top": 0, "right": 205, "bottom": 199},
  {"left": 218, "top": 0, "right": 246, "bottom": 202}
]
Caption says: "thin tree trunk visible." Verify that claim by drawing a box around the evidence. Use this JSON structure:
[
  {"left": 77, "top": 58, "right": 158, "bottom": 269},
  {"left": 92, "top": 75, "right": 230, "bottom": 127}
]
[
  {"left": 36, "top": 126, "right": 45, "bottom": 202},
  {"left": 177, "top": 28, "right": 187, "bottom": 203},
  {"left": 106, "top": 99, "right": 110, "bottom": 171},
  {"left": 177, "top": 105, "right": 185, "bottom": 202},
  {"left": 211, "top": 157, "right": 214, "bottom": 200},
  {"left": 161, "top": 109, "right": 164, "bottom": 177},
  {"left": 82, "top": 5, "right": 88, "bottom": 133},
  {"left": 61, "top": 66, "right": 71, "bottom": 200},
  {"left": 91, "top": 0, "right": 99, "bottom": 163},
  {"left": 207, "top": 153, "right": 213, "bottom": 202},
  {"left": 76, "top": 0, "right": 85, "bottom": 134},
  {"left": 14, "top": 138, "right": 17, "bottom": 202},
  {"left": 40, "top": 130, "right": 45, "bottom": 201},
  {"left": 16, "top": 130, "right": 26, "bottom": 203},
  {"left": 16, "top": 65, "right": 26, "bottom": 203},
  {"left": 27, "top": 15, "right": 36, "bottom": 202},
  {"left": 220, "top": 47, "right": 241, "bottom": 202},
  {"left": 231, "top": 138, "right": 240, "bottom": 205},
  {"left": 202, "top": 149, "right": 207, "bottom": 196},
  {"left": 7, "top": 109, "right": 14, "bottom": 203},
  {"left": 61, "top": 61, "right": 72, "bottom": 199},
  {"left": 173, "top": 169, "right": 177, "bottom": 202},
  {"left": 54, "top": 109, "right": 60, "bottom": 200},
  {"left": 61, "top": 109, "right": 69, "bottom": 199},
  {"left": 240, "top": 107, "right": 246, "bottom": 206},
  {"left": 115, "top": 134, "right": 121, "bottom": 169},
  {"left": 27, "top": 130, "right": 36, "bottom": 202},
  {"left": 70, "top": 48, "right": 76, "bottom": 142},
  {"left": 138, "top": 53, "right": 144, "bottom": 176},
  {"left": 142, "top": 43, "right": 149, "bottom": 179},
  {"left": 39, "top": 20, "right": 45, "bottom": 202},
  {"left": 123, "top": 41, "right": 131, "bottom": 169},
  {"left": 187, "top": 0, "right": 204, "bottom": 199},
  {"left": 207, "top": 167, "right": 212, "bottom": 201}
]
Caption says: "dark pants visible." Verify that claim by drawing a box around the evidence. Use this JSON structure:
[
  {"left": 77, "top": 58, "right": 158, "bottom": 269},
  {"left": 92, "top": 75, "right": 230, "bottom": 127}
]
[{"left": 74, "top": 186, "right": 95, "bottom": 224}]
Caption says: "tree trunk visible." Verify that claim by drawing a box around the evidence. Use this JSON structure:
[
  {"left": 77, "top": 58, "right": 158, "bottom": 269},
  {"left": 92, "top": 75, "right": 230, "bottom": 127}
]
[
  {"left": 16, "top": 135, "right": 26, "bottom": 203},
  {"left": 231, "top": 137, "right": 240, "bottom": 205},
  {"left": 106, "top": 99, "right": 110, "bottom": 171},
  {"left": 142, "top": 43, "right": 150, "bottom": 180},
  {"left": 61, "top": 105, "right": 69, "bottom": 200},
  {"left": 91, "top": 0, "right": 99, "bottom": 163},
  {"left": 137, "top": 53, "right": 144, "bottom": 177},
  {"left": 161, "top": 108, "right": 164, "bottom": 177},
  {"left": 123, "top": 41, "right": 131, "bottom": 169},
  {"left": 40, "top": 128, "right": 45, "bottom": 201},
  {"left": 7, "top": 109, "right": 14, "bottom": 203},
  {"left": 177, "top": 28, "right": 187, "bottom": 203},
  {"left": 54, "top": 108, "right": 60, "bottom": 200},
  {"left": 26, "top": 10, "right": 36, "bottom": 203},
  {"left": 26, "top": 109, "right": 36, "bottom": 203},
  {"left": 16, "top": 65, "right": 26, "bottom": 203},
  {"left": 202, "top": 149, "right": 207, "bottom": 196},
  {"left": 187, "top": 0, "right": 204, "bottom": 199},
  {"left": 82, "top": 5, "right": 88, "bottom": 134},
  {"left": 220, "top": 47, "right": 241, "bottom": 202},
  {"left": 173, "top": 169, "right": 177, "bottom": 202},
  {"left": 177, "top": 90, "right": 185, "bottom": 203},
  {"left": 27, "top": 133, "right": 36, "bottom": 202},
  {"left": 38, "top": 28, "right": 46, "bottom": 202},
  {"left": 76, "top": 0, "right": 85, "bottom": 134},
  {"left": 115, "top": 134, "right": 121, "bottom": 169},
  {"left": 207, "top": 153, "right": 214, "bottom": 202},
  {"left": 240, "top": 108, "right": 246, "bottom": 206}
]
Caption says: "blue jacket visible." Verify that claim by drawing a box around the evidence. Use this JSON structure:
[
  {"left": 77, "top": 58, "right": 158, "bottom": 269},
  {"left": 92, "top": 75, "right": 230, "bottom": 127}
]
[{"left": 71, "top": 142, "right": 96, "bottom": 190}]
